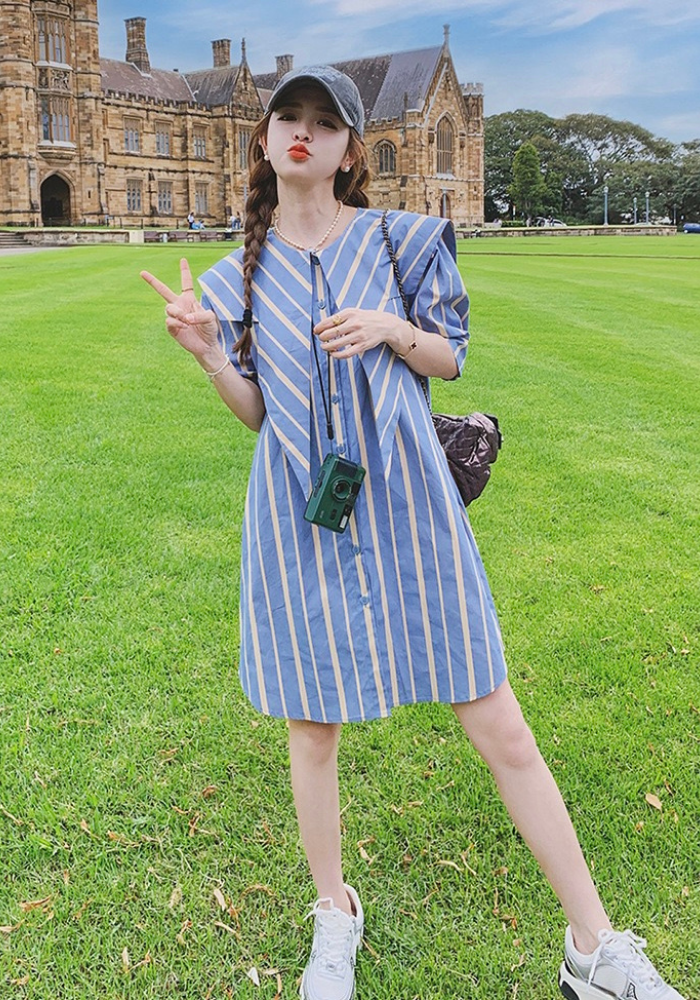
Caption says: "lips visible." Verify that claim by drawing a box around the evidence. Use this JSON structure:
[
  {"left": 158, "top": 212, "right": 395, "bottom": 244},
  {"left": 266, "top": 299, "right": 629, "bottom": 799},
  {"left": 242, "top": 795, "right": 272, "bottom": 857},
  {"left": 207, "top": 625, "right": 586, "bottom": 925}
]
[{"left": 288, "top": 144, "right": 310, "bottom": 161}]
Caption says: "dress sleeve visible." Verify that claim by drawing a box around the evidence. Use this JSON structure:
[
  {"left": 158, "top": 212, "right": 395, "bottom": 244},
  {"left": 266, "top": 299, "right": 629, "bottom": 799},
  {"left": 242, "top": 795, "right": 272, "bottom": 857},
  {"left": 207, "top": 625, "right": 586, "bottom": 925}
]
[
  {"left": 409, "top": 235, "right": 469, "bottom": 378},
  {"left": 199, "top": 290, "right": 259, "bottom": 384}
]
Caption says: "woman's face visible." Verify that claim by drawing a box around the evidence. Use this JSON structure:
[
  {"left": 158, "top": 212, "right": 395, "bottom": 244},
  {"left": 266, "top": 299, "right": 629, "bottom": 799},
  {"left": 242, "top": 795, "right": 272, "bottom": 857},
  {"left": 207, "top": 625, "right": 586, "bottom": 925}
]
[{"left": 264, "top": 84, "right": 352, "bottom": 187}]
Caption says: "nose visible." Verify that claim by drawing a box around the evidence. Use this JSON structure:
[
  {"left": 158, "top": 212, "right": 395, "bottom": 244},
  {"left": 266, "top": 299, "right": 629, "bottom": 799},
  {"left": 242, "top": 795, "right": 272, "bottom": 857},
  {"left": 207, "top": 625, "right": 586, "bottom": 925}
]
[{"left": 293, "top": 122, "right": 312, "bottom": 142}]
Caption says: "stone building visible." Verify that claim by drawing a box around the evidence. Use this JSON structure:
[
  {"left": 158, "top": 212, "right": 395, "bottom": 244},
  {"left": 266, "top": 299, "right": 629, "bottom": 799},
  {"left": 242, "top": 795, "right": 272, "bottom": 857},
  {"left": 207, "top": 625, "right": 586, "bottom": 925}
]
[{"left": 0, "top": 2, "right": 484, "bottom": 228}]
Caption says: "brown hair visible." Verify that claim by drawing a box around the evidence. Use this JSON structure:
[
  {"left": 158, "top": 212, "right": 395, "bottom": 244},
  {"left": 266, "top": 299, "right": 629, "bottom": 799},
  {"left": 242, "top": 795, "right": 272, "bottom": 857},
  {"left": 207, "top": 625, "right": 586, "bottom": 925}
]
[{"left": 238, "top": 115, "right": 371, "bottom": 361}]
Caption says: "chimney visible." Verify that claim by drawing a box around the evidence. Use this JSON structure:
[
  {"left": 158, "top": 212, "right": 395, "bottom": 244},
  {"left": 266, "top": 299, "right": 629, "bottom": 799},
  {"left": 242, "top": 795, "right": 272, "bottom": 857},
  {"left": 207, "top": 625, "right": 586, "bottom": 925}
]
[
  {"left": 125, "top": 17, "right": 150, "bottom": 74},
  {"left": 276, "top": 54, "right": 293, "bottom": 78},
  {"left": 212, "top": 39, "right": 231, "bottom": 68}
]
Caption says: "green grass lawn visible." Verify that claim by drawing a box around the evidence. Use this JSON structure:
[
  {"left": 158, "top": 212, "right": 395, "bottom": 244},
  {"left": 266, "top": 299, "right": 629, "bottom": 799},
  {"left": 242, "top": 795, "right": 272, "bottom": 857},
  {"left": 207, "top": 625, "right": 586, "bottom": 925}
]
[{"left": 1, "top": 237, "right": 698, "bottom": 999}]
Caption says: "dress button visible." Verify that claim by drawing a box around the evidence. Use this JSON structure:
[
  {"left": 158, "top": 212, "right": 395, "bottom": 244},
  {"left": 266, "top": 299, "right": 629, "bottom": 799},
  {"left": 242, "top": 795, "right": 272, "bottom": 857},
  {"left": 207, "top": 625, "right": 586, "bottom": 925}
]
[
  {"left": 331, "top": 393, "right": 340, "bottom": 404},
  {"left": 352, "top": 545, "right": 361, "bottom": 556},
  {"left": 337, "top": 444, "right": 346, "bottom": 455},
  {"left": 360, "top": 595, "right": 370, "bottom": 606},
  {"left": 318, "top": 300, "right": 326, "bottom": 310}
]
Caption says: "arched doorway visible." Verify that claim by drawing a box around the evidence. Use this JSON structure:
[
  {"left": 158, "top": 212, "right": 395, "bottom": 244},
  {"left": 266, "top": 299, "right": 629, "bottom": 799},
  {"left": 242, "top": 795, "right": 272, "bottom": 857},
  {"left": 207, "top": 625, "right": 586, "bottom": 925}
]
[
  {"left": 440, "top": 191, "right": 452, "bottom": 219},
  {"left": 41, "top": 175, "right": 71, "bottom": 225}
]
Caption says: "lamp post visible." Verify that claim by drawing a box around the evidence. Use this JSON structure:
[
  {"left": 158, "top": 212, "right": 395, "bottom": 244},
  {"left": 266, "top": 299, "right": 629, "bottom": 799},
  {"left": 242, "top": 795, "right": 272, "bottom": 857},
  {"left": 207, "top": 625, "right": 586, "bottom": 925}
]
[
  {"left": 633, "top": 196, "right": 638, "bottom": 225},
  {"left": 603, "top": 184, "right": 609, "bottom": 226},
  {"left": 645, "top": 190, "right": 650, "bottom": 224}
]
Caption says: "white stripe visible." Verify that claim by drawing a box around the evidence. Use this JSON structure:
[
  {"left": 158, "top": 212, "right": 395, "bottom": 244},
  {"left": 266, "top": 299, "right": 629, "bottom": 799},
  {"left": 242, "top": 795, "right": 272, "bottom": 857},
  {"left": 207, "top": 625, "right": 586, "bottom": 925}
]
[
  {"left": 394, "top": 426, "right": 440, "bottom": 701},
  {"left": 281, "top": 457, "right": 329, "bottom": 722}
]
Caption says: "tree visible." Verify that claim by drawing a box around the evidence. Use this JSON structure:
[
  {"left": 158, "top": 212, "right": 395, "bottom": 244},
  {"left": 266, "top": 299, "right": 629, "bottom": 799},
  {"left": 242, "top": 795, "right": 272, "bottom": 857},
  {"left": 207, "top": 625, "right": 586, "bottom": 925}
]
[
  {"left": 485, "top": 109, "right": 681, "bottom": 224},
  {"left": 676, "top": 151, "right": 700, "bottom": 222},
  {"left": 556, "top": 114, "right": 674, "bottom": 188},
  {"left": 509, "top": 142, "right": 546, "bottom": 222},
  {"left": 484, "top": 110, "right": 557, "bottom": 216}
]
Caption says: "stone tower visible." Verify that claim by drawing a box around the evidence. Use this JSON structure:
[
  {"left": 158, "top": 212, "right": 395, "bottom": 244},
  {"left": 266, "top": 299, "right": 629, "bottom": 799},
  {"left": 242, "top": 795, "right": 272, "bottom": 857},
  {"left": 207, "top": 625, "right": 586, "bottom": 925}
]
[
  {"left": 0, "top": 0, "right": 40, "bottom": 224},
  {"left": 0, "top": 0, "right": 105, "bottom": 225}
]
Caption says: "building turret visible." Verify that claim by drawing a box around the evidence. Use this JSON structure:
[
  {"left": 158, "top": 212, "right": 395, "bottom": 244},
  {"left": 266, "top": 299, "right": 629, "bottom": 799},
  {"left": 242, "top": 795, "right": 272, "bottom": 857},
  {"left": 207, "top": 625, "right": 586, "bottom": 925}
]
[
  {"left": 212, "top": 39, "right": 231, "bottom": 68},
  {"left": 125, "top": 17, "right": 150, "bottom": 74},
  {"left": 276, "top": 55, "right": 293, "bottom": 78}
]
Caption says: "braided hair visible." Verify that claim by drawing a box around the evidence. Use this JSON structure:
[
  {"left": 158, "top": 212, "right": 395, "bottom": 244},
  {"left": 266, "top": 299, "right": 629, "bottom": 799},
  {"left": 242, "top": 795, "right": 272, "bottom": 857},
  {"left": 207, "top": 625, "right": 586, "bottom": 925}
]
[{"left": 237, "top": 115, "right": 371, "bottom": 362}]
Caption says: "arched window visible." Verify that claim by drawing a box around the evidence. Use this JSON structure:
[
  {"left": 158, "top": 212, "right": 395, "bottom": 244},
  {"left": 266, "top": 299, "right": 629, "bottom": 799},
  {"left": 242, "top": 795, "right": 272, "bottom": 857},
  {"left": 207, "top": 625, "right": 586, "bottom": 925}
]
[
  {"left": 436, "top": 117, "right": 454, "bottom": 176},
  {"left": 375, "top": 140, "right": 396, "bottom": 176},
  {"left": 36, "top": 16, "right": 69, "bottom": 64}
]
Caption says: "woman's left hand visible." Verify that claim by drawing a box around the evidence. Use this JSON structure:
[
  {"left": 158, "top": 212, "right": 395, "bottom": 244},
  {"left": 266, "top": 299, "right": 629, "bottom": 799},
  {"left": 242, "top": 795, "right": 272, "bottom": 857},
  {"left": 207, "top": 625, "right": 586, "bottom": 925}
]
[{"left": 314, "top": 308, "right": 404, "bottom": 359}]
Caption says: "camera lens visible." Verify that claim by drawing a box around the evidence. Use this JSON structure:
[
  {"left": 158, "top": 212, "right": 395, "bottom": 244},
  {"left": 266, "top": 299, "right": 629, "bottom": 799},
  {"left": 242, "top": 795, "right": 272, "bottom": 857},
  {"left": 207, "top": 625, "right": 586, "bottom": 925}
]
[{"left": 331, "top": 478, "right": 351, "bottom": 501}]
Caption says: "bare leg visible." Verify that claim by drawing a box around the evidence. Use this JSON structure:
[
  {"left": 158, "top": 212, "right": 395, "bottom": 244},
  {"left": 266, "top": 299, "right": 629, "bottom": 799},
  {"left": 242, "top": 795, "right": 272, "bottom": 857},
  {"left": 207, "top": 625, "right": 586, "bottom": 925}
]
[
  {"left": 288, "top": 719, "right": 353, "bottom": 916},
  {"left": 452, "top": 680, "right": 611, "bottom": 954}
]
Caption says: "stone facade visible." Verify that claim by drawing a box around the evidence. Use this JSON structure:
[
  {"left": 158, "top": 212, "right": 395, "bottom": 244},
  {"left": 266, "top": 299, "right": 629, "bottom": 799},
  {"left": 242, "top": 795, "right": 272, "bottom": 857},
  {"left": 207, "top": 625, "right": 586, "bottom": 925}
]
[{"left": 0, "top": 3, "right": 484, "bottom": 227}]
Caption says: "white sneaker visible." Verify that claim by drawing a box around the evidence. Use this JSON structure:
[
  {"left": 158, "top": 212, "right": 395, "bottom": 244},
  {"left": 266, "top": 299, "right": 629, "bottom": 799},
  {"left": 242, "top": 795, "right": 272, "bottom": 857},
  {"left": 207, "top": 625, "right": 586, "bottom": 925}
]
[
  {"left": 300, "top": 884, "right": 363, "bottom": 1000},
  {"left": 559, "top": 926, "right": 685, "bottom": 1000}
]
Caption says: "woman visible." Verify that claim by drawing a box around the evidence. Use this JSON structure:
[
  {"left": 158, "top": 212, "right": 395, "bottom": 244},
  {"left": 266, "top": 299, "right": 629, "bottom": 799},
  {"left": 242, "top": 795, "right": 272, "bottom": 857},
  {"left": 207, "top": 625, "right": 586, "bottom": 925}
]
[{"left": 141, "top": 65, "right": 684, "bottom": 1000}]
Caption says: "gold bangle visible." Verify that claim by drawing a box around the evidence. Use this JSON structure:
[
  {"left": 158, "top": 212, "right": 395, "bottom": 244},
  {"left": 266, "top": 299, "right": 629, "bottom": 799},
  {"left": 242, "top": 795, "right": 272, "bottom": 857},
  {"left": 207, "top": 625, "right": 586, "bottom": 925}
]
[{"left": 397, "top": 326, "right": 418, "bottom": 358}]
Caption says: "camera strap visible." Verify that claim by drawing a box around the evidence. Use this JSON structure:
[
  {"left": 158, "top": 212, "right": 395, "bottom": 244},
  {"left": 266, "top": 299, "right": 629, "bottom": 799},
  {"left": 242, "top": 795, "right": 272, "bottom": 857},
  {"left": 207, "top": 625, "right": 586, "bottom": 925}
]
[{"left": 311, "top": 316, "right": 335, "bottom": 444}]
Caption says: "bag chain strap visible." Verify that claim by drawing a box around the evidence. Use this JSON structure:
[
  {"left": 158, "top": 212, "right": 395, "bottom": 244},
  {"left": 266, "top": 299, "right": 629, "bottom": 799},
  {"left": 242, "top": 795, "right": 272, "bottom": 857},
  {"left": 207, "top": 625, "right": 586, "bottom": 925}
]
[{"left": 380, "top": 210, "right": 431, "bottom": 410}]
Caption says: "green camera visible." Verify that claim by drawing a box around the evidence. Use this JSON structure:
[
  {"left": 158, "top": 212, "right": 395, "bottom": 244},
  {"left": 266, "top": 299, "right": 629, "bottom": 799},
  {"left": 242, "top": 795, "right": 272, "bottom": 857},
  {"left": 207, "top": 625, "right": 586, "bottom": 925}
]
[{"left": 304, "top": 453, "right": 366, "bottom": 533}]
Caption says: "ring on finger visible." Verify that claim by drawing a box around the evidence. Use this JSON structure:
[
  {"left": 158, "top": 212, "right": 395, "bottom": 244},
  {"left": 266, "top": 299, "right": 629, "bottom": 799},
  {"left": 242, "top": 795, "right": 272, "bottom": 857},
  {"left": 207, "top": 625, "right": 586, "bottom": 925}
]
[{"left": 332, "top": 314, "right": 344, "bottom": 327}]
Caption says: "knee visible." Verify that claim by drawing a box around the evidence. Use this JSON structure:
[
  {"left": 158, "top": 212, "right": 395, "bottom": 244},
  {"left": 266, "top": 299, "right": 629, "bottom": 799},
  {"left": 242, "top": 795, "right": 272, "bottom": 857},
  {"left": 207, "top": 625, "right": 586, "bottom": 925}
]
[
  {"left": 289, "top": 719, "right": 341, "bottom": 766},
  {"left": 486, "top": 717, "right": 541, "bottom": 771},
  {"left": 454, "top": 686, "right": 542, "bottom": 772}
]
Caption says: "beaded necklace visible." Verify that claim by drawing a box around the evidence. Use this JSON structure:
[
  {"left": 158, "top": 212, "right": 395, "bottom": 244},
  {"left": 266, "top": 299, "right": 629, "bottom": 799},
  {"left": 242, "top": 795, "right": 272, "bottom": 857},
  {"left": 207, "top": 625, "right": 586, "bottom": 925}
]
[{"left": 273, "top": 200, "right": 344, "bottom": 254}]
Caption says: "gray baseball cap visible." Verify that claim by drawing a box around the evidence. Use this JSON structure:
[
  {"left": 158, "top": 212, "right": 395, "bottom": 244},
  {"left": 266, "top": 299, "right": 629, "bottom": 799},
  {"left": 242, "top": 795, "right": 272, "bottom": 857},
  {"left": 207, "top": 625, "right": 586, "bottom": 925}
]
[{"left": 265, "top": 64, "right": 365, "bottom": 137}]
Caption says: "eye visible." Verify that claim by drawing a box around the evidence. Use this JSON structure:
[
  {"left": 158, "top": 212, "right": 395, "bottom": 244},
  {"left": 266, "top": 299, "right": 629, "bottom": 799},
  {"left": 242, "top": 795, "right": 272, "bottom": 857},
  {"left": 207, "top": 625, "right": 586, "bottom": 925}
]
[{"left": 318, "top": 118, "right": 339, "bottom": 130}]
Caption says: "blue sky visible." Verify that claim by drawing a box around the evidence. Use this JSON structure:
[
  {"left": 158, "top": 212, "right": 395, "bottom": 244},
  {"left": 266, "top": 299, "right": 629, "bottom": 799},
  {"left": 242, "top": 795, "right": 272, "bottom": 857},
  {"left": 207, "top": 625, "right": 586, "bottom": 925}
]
[{"left": 98, "top": 0, "right": 700, "bottom": 145}]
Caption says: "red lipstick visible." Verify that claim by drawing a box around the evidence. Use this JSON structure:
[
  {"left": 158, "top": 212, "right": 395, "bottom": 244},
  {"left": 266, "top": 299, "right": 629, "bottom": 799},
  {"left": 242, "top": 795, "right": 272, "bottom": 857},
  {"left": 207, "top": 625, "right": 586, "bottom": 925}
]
[{"left": 289, "top": 143, "right": 310, "bottom": 160}]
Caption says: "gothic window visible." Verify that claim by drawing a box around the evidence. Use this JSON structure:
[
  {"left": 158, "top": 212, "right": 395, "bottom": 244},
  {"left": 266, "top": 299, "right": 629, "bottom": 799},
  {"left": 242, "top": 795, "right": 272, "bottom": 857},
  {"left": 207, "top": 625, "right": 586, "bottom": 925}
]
[
  {"left": 40, "top": 96, "right": 71, "bottom": 143},
  {"left": 375, "top": 141, "right": 396, "bottom": 176},
  {"left": 193, "top": 128, "right": 207, "bottom": 159},
  {"left": 238, "top": 128, "right": 251, "bottom": 170},
  {"left": 436, "top": 117, "right": 454, "bottom": 176},
  {"left": 195, "top": 184, "right": 208, "bottom": 216},
  {"left": 155, "top": 123, "right": 171, "bottom": 157},
  {"left": 157, "top": 182, "right": 173, "bottom": 215},
  {"left": 36, "top": 16, "right": 69, "bottom": 64},
  {"left": 124, "top": 118, "right": 140, "bottom": 153},
  {"left": 126, "top": 180, "right": 143, "bottom": 213}
]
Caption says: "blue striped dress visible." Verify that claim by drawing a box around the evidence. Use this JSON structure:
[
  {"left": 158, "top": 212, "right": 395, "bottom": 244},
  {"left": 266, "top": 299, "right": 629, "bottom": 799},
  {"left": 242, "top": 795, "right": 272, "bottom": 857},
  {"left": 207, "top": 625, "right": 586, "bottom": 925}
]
[{"left": 199, "top": 208, "right": 507, "bottom": 723}]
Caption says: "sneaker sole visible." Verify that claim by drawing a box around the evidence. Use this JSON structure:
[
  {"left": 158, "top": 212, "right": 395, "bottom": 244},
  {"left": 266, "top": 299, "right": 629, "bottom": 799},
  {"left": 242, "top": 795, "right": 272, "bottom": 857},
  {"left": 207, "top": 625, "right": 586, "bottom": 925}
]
[
  {"left": 558, "top": 961, "right": 619, "bottom": 1000},
  {"left": 299, "top": 971, "right": 356, "bottom": 1000}
]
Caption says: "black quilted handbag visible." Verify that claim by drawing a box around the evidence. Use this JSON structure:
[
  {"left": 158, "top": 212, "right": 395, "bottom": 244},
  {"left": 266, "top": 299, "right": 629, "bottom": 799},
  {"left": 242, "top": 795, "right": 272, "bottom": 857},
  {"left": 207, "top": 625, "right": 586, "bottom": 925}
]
[{"left": 381, "top": 211, "right": 502, "bottom": 506}]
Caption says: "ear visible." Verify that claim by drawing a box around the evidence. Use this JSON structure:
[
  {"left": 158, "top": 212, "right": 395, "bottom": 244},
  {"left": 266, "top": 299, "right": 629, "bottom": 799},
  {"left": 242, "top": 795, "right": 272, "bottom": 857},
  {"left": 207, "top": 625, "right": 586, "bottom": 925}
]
[{"left": 259, "top": 138, "right": 268, "bottom": 157}]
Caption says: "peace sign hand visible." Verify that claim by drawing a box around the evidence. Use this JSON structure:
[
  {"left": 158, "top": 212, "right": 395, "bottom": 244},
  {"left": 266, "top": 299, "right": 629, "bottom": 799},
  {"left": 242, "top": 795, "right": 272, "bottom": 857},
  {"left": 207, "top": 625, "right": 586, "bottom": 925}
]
[{"left": 140, "top": 258, "right": 220, "bottom": 361}]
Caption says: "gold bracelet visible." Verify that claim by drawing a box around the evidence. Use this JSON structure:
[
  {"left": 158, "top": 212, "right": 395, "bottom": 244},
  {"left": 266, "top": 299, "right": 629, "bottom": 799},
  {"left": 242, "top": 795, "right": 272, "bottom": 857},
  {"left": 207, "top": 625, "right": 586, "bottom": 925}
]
[{"left": 397, "top": 325, "right": 418, "bottom": 359}]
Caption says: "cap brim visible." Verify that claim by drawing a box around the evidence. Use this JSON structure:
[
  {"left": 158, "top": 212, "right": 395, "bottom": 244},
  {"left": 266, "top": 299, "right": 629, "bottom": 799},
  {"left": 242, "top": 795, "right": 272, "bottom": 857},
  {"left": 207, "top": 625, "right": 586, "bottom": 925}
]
[{"left": 265, "top": 76, "right": 355, "bottom": 129}]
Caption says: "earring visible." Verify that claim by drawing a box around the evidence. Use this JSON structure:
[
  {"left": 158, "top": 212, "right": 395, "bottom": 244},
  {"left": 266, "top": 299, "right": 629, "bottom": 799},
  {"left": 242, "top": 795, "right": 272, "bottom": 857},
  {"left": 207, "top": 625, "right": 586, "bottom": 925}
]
[
  {"left": 341, "top": 164, "right": 351, "bottom": 173},
  {"left": 263, "top": 152, "right": 270, "bottom": 161}
]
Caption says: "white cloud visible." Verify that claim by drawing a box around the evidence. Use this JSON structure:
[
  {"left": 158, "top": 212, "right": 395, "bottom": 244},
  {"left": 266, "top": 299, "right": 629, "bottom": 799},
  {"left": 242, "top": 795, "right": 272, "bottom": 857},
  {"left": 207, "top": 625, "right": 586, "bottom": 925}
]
[
  {"left": 655, "top": 110, "right": 700, "bottom": 142},
  {"left": 553, "top": 46, "right": 694, "bottom": 101},
  {"left": 492, "top": 0, "right": 700, "bottom": 31},
  {"left": 310, "top": 0, "right": 700, "bottom": 33}
]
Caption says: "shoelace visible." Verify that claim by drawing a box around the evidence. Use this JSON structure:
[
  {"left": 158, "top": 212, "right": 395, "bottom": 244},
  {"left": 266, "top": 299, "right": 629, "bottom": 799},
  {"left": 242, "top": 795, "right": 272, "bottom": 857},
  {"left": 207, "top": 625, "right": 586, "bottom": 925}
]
[
  {"left": 591, "top": 929, "right": 663, "bottom": 992},
  {"left": 306, "top": 898, "right": 355, "bottom": 980}
]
